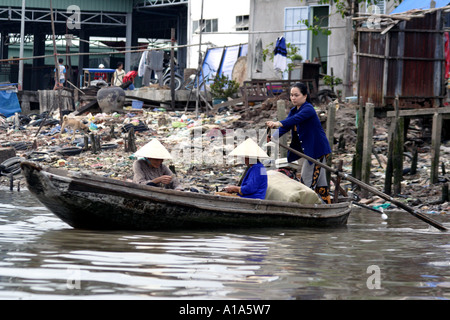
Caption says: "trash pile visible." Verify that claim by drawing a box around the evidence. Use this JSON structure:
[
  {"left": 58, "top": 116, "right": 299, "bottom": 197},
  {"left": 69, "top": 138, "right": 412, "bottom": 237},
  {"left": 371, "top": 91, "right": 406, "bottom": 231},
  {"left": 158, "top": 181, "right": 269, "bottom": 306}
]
[
  {"left": 1, "top": 99, "right": 449, "bottom": 215},
  {"left": 0, "top": 106, "right": 246, "bottom": 194}
]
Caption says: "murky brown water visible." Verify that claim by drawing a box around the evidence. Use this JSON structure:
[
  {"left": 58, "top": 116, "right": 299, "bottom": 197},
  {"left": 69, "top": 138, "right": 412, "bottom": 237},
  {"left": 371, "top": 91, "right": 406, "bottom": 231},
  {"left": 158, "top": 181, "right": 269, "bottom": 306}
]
[{"left": 1, "top": 187, "right": 450, "bottom": 300}]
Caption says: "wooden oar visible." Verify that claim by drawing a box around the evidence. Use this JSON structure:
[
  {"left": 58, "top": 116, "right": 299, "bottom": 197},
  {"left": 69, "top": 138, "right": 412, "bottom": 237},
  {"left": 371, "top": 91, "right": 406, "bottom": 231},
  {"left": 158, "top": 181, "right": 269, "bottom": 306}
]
[{"left": 277, "top": 141, "right": 448, "bottom": 232}]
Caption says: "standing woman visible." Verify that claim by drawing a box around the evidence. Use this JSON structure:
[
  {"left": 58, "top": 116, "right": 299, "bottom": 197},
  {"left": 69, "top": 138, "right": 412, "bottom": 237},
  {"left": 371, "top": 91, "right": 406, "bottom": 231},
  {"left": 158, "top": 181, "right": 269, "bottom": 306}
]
[
  {"left": 266, "top": 82, "right": 332, "bottom": 204},
  {"left": 112, "top": 62, "right": 125, "bottom": 86}
]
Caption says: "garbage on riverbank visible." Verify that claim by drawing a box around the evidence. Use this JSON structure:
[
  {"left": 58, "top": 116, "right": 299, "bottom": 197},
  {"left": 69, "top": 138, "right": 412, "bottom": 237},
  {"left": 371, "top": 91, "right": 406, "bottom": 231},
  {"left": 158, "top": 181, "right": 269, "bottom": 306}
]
[{"left": 1, "top": 100, "right": 449, "bottom": 215}]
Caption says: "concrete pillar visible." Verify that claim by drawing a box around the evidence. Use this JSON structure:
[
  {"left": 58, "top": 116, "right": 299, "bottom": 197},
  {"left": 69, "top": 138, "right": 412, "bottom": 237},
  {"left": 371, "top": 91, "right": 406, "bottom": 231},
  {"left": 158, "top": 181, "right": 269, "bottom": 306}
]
[
  {"left": 1, "top": 32, "right": 9, "bottom": 60},
  {"left": 125, "top": 12, "right": 132, "bottom": 72},
  {"left": 32, "top": 32, "right": 45, "bottom": 90},
  {"left": 78, "top": 30, "right": 90, "bottom": 86}
]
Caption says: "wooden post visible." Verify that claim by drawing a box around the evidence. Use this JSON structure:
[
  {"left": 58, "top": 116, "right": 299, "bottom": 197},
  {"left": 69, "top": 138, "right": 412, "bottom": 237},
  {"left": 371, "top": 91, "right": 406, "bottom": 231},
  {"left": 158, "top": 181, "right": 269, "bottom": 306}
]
[
  {"left": 352, "top": 103, "right": 364, "bottom": 189},
  {"left": 277, "top": 100, "right": 287, "bottom": 158},
  {"left": 334, "top": 160, "right": 343, "bottom": 203},
  {"left": 84, "top": 135, "right": 89, "bottom": 152},
  {"left": 127, "top": 127, "right": 137, "bottom": 153},
  {"left": 430, "top": 112, "right": 442, "bottom": 183},
  {"left": 361, "top": 102, "right": 374, "bottom": 197},
  {"left": 410, "top": 145, "right": 418, "bottom": 175},
  {"left": 344, "top": 17, "right": 353, "bottom": 98},
  {"left": 90, "top": 133, "right": 98, "bottom": 154},
  {"left": 326, "top": 101, "right": 336, "bottom": 184},
  {"left": 384, "top": 121, "right": 394, "bottom": 195},
  {"left": 442, "top": 183, "right": 449, "bottom": 203},
  {"left": 95, "top": 135, "right": 102, "bottom": 152},
  {"left": 338, "top": 133, "right": 346, "bottom": 151},
  {"left": 382, "top": 31, "right": 390, "bottom": 106},
  {"left": 395, "top": 22, "right": 405, "bottom": 99},
  {"left": 385, "top": 97, "right": 399, "bottom": 195},
  {"left": 170, "top": 28, "right": 176, "bottom": 111},
  {"left": 393, "top": 116, "right": 404, "bottom": 195},
  {"left": 109, "top": 124, "right": 116, "bottom": 139},
  {"left": 433, "top": 10, "right": 443, "bottom": 108}
]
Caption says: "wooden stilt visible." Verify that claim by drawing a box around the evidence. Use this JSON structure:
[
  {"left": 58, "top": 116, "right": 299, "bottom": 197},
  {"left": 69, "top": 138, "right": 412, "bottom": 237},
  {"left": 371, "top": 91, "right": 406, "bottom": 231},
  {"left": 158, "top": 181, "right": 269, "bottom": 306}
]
[
  {"left": 277, "top": 100, "right": 287, "bottom": 158},
  {"left": 431, "top": 112, "right": 442, "bottom": 183},
  {"left": 352, "top": 103, "right": 364, "bottom": 190},
  {"left": 385, "top": 97, "right": 399, "bottom": 195},
  {"left": 393, "top": 116, "right": 404, "bottom": 195},
  {"left": 361, "top": 102, "right": 374, "bottom": 197},
  {"left": 326, "top": 101, "right": 336, "bottom": 185},
  {"left": 410, "top": 145, "right": 418, "bottom": 175}
]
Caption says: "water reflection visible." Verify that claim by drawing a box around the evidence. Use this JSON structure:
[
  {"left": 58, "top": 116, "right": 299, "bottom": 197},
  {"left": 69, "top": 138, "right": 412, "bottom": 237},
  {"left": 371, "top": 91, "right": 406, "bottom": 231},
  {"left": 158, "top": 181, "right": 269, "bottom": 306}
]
[{"left": 0, "top": 187, "right": 449, "bottom": 299}]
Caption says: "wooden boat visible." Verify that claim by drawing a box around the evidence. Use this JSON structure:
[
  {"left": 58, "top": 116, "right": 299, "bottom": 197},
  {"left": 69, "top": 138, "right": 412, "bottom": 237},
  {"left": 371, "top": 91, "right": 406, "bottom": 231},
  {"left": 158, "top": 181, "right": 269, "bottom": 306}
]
[{"left": 20, "top": 161, "right": 351, "bottom": 230}]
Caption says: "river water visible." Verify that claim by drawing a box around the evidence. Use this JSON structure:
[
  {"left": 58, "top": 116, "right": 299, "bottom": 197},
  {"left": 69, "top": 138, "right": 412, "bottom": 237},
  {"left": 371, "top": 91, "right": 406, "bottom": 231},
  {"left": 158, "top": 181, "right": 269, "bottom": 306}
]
[{"left": 0, "top": 186, "right": 449, "bottom": 301}]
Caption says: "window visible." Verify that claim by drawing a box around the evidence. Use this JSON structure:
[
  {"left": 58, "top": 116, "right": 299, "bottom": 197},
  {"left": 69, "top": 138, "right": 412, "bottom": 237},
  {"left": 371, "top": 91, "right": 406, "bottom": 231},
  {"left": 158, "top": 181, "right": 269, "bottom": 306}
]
[
  {"left": 193, "top": 19, "right": 218, "bottom": 33},
  {"left": 366, "top": 0, "right": 385, "bottom": 14},
  {"left": 235, "top": 15, "right": 249, "bottom": 31},
  {"left": 284, "top": 7, "right": 309, "bottom": 61}
]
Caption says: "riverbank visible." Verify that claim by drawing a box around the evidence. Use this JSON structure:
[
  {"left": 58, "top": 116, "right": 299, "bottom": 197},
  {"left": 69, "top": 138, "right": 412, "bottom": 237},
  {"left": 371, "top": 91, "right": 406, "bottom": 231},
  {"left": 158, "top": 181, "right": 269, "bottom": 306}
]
[{"left": 1, "top": 101, "right": 449, "bottom": 215}]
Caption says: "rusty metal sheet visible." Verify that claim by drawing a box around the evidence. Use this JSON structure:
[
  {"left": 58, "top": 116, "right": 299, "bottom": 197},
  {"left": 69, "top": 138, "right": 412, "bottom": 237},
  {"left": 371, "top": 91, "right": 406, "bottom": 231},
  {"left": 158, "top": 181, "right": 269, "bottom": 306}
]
[{"left": 358, "top": 11, "right": 444, "bottom": 108}]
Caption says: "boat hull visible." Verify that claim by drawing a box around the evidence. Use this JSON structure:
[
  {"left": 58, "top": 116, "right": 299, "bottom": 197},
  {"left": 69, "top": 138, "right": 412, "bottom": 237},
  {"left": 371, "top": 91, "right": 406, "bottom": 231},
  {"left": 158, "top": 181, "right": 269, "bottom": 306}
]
[{"left": 21, "top": 162, "right": 351, "bottom": 230}]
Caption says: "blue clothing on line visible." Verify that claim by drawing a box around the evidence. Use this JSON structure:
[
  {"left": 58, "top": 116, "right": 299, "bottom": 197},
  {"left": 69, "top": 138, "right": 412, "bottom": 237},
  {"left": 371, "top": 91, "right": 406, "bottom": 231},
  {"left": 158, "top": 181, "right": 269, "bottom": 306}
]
[
  {"left": 275, "top": 102, "right": 331, "bottom": 162},
  {"left": 239, "top": 162, "right": 268, "bottom": 200}
]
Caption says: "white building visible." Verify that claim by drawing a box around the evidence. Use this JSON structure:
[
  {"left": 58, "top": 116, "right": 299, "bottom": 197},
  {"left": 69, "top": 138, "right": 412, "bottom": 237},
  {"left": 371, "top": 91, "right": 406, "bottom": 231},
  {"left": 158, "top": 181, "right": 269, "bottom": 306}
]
[
  {"left": 187, "top": 0, "right": 250, "bottom": 69},
  {"left": 185, "top": 0, "right": 399, "bottom": 96}
]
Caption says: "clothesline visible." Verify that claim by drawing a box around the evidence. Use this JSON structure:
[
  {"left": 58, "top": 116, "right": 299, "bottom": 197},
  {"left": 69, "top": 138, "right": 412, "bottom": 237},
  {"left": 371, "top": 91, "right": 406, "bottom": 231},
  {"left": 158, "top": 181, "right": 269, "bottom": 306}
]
[
  {"left": 0, "top": 41, "right": 247, "bottom": 64},
  {"left": 195, "top": 25, "right": 347, "bottom": 35},
  {"left": 0, "top": 26, "right": 348, "bottom": 64}
]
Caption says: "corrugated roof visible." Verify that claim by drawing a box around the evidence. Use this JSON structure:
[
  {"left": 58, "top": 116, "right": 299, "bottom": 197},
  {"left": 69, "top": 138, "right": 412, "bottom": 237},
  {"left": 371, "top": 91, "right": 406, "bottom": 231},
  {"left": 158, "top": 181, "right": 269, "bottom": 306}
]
[
  {"left": 391, "top": 0, "right": 450, "bottom": 14},
  {"left": 0, "top": 0, "right": 134, "bottom": 13}
]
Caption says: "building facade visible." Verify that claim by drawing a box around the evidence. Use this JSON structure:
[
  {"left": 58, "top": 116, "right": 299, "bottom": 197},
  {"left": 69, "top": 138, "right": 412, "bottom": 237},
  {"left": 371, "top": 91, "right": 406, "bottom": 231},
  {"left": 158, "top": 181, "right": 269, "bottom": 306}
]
[
  {"left": 246, "top": 0, "right": 399, "bottom": 97},
  {"left": 187, "top": 0, "right": 250, "bottom": 68}
]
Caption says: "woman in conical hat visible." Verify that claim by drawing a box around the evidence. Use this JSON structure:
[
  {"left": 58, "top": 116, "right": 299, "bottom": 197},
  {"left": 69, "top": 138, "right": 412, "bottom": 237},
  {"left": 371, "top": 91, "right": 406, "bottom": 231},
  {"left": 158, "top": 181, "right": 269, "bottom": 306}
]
[
  {"left": 132, "top": 139, "right": 182, "bottom": 190},
  {"left": 223, "top": 138, "right": 269, "bottom": 199}
]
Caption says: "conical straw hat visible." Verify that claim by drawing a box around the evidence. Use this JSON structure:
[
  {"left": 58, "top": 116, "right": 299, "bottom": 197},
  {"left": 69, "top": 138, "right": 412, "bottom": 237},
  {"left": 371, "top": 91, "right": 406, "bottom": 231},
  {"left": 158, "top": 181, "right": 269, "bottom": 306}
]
[
  {"left": 229, "top": 138, "right": 269, "bottom": 158},
  {"left": 134, "top": 139, "right": 173, "bottom": 160}
]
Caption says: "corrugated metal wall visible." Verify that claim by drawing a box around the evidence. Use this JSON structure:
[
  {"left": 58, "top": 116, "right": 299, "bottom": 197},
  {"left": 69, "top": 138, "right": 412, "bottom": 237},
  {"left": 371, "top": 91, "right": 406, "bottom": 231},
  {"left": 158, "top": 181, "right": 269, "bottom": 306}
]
[
  {"left": 359, "top": 31, "right": 386, "bottom": 107},
  {"left": 357, "top": 11, "right": 445, "bottom": 108},
  {"left": 0, "top": 0, "right": 133, "bottom": 13}
]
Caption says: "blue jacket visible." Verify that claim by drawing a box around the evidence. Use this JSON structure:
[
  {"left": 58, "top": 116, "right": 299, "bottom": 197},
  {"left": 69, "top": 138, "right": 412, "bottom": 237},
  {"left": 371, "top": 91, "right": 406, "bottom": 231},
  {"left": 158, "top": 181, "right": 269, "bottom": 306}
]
[
  {"left": 239, "top": 162, "right": 268, "bottom": 200},
  {"left": 275, "top": 102, "right": 331, "bottom": 161}
]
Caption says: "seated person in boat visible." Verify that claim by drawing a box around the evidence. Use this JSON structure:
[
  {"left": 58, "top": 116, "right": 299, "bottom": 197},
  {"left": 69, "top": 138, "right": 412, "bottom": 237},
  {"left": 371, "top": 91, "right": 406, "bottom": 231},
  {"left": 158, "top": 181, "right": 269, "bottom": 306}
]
[
  {"left": 223, "top": 138, "right": 269, "bottom": 199},
  {"left": 132, "top": 139, "right": 182, "bottom": 190}
]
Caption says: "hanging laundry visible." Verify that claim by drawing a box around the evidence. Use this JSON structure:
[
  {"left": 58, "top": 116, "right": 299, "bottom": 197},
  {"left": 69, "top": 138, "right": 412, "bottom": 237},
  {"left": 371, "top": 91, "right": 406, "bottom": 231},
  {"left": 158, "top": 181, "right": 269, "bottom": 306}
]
[
  {"left": 143, "top": 50, "right": 165, "bottom": 86},
  {"left": 254, "top": 38, "right": 263, "bottom": 73},
  {"left": 138, "top": 51, "right": 148, "bottom": 77},
  {"left": 273, "top": 36, "right": 287, "bottom": 72}
]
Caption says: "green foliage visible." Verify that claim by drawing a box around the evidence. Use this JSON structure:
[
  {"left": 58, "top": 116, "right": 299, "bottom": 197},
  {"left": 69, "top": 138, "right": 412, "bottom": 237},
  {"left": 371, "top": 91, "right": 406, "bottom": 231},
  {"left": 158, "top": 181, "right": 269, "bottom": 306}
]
[
  {"left": 302, "top": 16, "right": 331, "bottom": 36},
  {"left": 295, "top": 0, "right": 405, "bottom": 41},
  {"left": 323, "top": 74, "right": 343, "bottom": 86},
  {"left": 291, "top": 54, "right": 303, "bottom": 62},
  {"left": 209, "top": 74, "right": 240, "bottom": 99}
]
